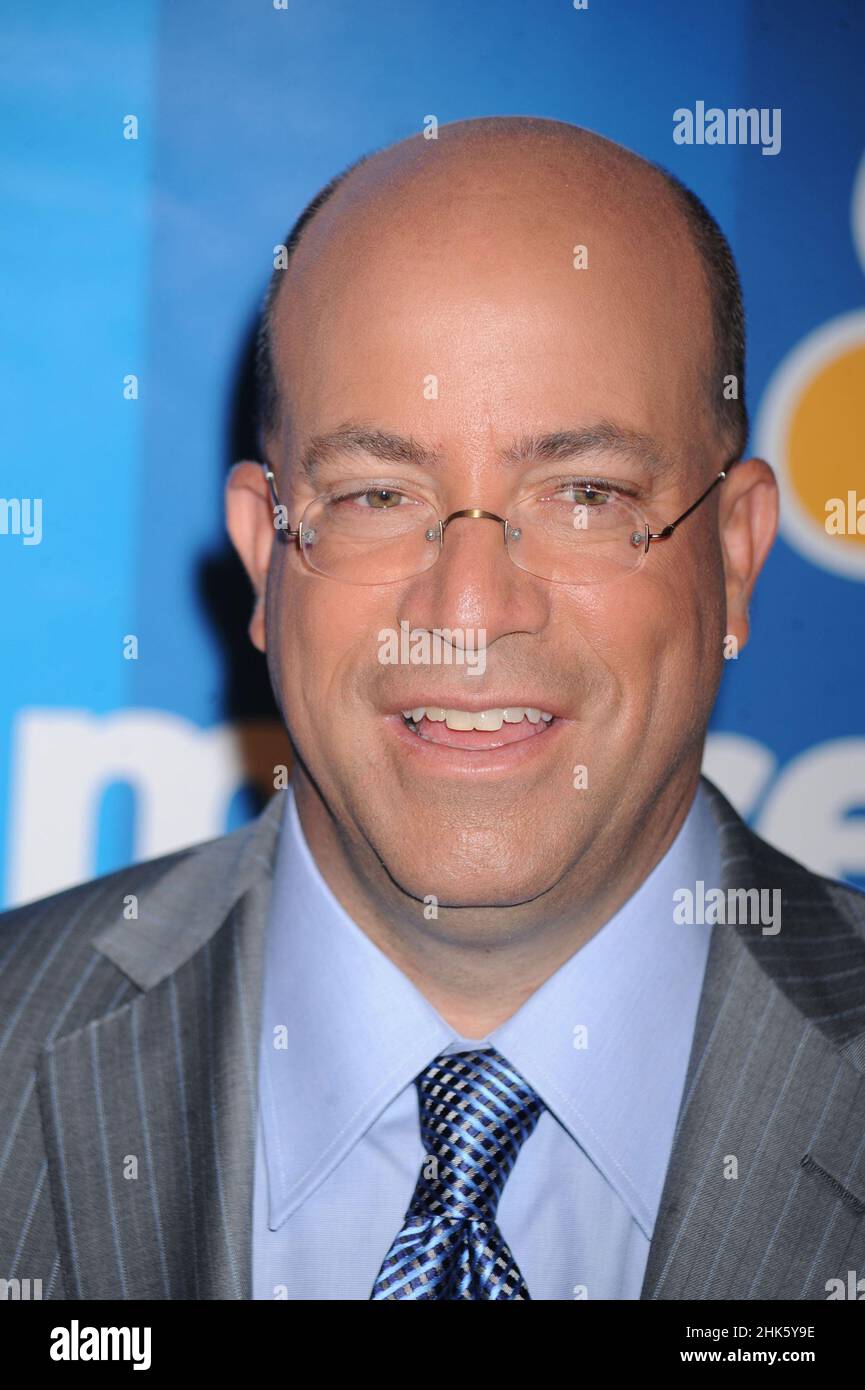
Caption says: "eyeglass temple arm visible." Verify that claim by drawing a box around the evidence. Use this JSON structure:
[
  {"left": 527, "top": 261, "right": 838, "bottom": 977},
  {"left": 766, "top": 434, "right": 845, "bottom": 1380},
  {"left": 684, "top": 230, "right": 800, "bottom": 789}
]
[
  {"left": 262, "top": 464, "right": 300, "bottom": 540},
  {"left": 646, "top": 469, "right": 728, "bottom": 545}
]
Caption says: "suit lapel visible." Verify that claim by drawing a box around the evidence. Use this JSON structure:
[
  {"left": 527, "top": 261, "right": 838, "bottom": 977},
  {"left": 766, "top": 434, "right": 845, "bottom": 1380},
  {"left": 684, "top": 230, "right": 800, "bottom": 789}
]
[
  {"left": 642, "top": 777, "right": 865, "bottom": 1299},
  {"left": 37, "top": 793, "right": 285, "bottom": 1299}
]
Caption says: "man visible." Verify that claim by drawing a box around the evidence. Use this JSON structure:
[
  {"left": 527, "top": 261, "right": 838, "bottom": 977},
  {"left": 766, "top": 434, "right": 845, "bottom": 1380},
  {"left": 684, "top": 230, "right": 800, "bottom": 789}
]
[{"left": 2, "top": 117, "right": 864, "bottom": 1302}]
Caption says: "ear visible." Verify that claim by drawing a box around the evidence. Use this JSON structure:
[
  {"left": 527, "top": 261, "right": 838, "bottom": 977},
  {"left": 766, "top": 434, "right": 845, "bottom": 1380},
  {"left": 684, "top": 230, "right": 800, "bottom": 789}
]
[
  {"left": 225, "top": 460, "right": 278, "bottom": 653},
  {"left": 719, "top": 457, "right": 779, "bottom": 653}
]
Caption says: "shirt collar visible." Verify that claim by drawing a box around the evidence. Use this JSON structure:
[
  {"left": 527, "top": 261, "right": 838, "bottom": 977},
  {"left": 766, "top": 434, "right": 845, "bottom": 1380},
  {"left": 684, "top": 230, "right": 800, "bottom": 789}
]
[{"left": 260, "top": 783, "right": 718, "bottom": 1236}]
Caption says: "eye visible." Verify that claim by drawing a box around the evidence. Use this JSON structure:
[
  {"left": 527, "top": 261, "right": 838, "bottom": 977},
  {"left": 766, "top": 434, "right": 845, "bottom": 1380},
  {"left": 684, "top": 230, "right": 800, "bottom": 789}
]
[
  {"left": 333, "top": 486, "right": 409, "bottom": 509},
  {"left": 571, "top": 485, "right": 609, "bottom": 507},
  {"left": 546, "top": 481, "right": 615, "bottom": 507}
]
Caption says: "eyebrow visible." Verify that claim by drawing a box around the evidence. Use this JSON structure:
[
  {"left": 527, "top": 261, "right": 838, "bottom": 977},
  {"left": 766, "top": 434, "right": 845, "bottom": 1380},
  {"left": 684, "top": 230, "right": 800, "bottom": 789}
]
[
  {"left": 299, "top": 426, "right": 441, "bottom": 481},
  {"left": 297, "top": 420, "right": 673, "bottom": 483}
]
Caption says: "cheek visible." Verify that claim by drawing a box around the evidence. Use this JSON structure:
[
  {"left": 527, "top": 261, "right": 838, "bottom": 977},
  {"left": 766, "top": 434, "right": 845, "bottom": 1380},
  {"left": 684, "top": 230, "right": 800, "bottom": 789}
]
[
  {"left": 273, "top": 571, "right": 393, "bottom": 716},
  {"left": 560, "top": 565, "right": 717, "bottom": 705},
  {"left": 555, "top": 577, "right": 666, "bottom": 674}
]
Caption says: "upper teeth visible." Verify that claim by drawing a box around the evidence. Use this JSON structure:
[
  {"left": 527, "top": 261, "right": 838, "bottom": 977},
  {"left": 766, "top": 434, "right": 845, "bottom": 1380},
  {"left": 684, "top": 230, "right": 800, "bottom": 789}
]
[{"left": 401, "top": 707, "right": 554, "bottom": 731}]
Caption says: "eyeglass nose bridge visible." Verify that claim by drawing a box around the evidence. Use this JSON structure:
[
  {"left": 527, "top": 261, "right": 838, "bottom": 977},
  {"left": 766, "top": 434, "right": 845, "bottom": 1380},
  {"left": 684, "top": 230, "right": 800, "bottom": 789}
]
[{"left": 432, "top": 507, "right": 519, "bottom": 547}]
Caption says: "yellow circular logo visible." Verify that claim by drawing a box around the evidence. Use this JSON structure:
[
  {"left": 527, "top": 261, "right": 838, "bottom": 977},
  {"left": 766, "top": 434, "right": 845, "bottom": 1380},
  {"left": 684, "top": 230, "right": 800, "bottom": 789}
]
[{"left": 756, "top": 153, "right": 865, "bottom": 581}]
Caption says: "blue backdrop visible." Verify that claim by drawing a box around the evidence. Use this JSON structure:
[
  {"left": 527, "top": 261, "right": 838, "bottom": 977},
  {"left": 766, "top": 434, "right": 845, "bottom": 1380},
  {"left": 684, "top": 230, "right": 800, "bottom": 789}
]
[{"left": 2, "top": 0, "right": 863, "bottom": 907}]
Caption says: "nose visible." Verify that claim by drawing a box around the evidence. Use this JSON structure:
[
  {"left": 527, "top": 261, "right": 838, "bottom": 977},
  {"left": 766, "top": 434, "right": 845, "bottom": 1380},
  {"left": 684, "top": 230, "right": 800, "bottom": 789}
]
[
  {"left": 402, "top": 502, "right": 550, "bottom": 641},
  {"left": 438, "top": 507, "right": 525, "bottom": 582}
]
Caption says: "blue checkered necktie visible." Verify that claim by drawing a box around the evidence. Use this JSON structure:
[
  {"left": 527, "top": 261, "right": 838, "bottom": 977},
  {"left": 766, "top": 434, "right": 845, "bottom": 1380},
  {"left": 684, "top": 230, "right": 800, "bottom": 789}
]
[{"left": 370, "top": 1047, "right": 544, "bottom": 1300}]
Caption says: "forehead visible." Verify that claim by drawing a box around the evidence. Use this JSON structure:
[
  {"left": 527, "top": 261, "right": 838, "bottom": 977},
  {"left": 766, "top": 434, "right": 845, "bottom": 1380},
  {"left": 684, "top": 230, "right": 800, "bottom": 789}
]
[{"left": 271, "top": 144, "right": 713, "bottom": 464}]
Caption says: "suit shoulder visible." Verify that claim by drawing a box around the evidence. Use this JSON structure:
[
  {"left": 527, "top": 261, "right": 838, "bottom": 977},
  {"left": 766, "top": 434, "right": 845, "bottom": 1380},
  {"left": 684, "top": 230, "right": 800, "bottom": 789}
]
[
  {"left": 702, "top": 774, "right": 865, "bottom": 935},
  {"left": 0, "top": 812, "right": 267, "bottom": 950},
  {"left": 748, "top": 822, "right": 865, "bottom": 928},
  {"left": 0, "top": 842, "right": 199, "bottom": 947},
  {"left": 0, "top": 795, "right": 285, "bottom": 961},
  {"left": 0, "top": 807, "right": 284, "bottom": 1070}
]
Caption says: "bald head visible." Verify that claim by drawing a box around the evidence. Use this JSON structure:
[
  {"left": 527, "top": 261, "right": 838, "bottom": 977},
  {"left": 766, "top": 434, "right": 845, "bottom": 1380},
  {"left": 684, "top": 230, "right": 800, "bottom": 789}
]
[{"left": 255, "top": 116, "right": 747, "bottom": 465}]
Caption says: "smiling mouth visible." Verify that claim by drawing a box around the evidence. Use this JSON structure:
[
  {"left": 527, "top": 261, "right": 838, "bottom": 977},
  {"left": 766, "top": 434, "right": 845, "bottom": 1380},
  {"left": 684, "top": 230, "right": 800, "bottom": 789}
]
[{"left": 401, "top": 706, "right": 555, "bottom": 750}]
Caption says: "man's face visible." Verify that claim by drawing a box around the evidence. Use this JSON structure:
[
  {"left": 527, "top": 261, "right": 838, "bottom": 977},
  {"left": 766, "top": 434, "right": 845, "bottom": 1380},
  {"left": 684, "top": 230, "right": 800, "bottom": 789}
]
[{"left": 237, "top": 148, "right": 741, "bottom": 909}]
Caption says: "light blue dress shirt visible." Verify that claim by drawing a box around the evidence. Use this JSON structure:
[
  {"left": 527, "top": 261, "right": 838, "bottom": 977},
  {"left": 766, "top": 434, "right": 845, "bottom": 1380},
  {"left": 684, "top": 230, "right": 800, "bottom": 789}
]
[{"left": 253, "top": 781, "right": 720, "bottom": 1300}]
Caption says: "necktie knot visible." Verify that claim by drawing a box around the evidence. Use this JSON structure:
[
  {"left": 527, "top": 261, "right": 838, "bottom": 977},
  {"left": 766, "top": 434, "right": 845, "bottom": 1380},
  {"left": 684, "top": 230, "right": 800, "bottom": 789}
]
[
  {"left": 370, "top": 1047, "right": 544, "bottom": 1298},
  {"left": 408, "top": 1048, "right": 543, "bottom": 1223}
]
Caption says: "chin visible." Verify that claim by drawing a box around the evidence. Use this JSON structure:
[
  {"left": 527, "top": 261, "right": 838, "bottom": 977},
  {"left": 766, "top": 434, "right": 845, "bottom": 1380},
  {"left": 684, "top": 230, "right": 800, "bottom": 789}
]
[{"left": 389, "top": 855, "right": 564, "bottom": 912}]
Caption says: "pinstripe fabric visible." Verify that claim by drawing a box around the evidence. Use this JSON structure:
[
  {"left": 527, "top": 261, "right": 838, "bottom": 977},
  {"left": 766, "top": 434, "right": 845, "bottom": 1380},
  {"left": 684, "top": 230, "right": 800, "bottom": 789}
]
[
  {"left": 0, "top": 878, "right": 139, "bottom": 1300},
  {"left": 641, "top": 781, "right": 865, "bottom": 1299},
  {"left": 1, "top": 776, "right": 864, "bottom": 1300},
  {"left": 0, "top": 792, "right": 284, "bottom": 1300}
]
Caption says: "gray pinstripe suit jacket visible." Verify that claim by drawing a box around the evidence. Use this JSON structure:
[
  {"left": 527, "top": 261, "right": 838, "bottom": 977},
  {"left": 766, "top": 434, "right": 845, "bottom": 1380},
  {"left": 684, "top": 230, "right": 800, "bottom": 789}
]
[{"left": 1, "top": 776, "right": 865, "bottom": 1300}]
